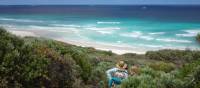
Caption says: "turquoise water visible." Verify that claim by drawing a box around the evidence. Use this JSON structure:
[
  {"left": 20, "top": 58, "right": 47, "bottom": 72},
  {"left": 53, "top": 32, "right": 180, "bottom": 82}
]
[{"left": 0, "top": 5, "right": 200, "bottom": 52}]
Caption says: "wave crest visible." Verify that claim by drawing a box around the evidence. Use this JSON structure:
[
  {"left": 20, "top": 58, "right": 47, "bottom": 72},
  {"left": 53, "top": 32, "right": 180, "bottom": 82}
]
[
  {"left": 176, "top": 30, "right": 200, "bottom": 37},
  {"left": 0, "top": 17, "right": 44, "bottom": 23},
  {"left": 52, "top": 24, "right": 81, "bottom": 27},
  {"left": 120, "top": 31, "right": 154, "bottom": 40},
  {"left": 97, "top": 21, "right": 120, "bottom": 24},
  {"left": 86, "top": 27, "right": 120, "bottom": 34},
  {"left": 156, "top": 38, "right": 192, "bottom": 43},
  {"left": 149, "top": 32, "right": 165, "bottom": 35},
  {"left": 86, "top": 27, "right": 120, "bottom": 31}
]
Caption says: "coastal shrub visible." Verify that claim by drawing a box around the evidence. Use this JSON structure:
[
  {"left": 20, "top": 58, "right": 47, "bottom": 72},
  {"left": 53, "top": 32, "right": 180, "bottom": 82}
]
[
  {"left": 139, "top": 66, "right": 158, "bottom": 77},
  {"left": 23, "top": 41, "right": 85, "bottom": 87},
  {"left": 122, "top": 53, "right": 137, "bottom": 58},
  {"left": 71, "top": 50, "right": 92, "bottom": 82},
  {"left": 121, "top": 66, "right": 184, "bottom": 88},
  {"left": 0, "top": 28, "right": 49, "bottom": 87},
  {"left": 149, "top": 61, "right": 176, "bottom": 72},
  {"left": 182, "top": 65, "right": 200, "bottom": 88},
  {"left": 90, "top": 61, "right": 114, "bottom": 87},
  {"left": 104, "top": 50, "right": 114, "bottom": 56},
  {"left": 120, "top": 75, "right": 157, "bottom": 88},
  {"left": 46, "top": 54, "right": 81, "bottom": 88},
  {"left": 24, "top": 37, "right": 73, "bottom": 55},
  {"left": 0, "top": 28, "right": 86, "bottom": 87},
  {"left": 196, "top": 33, "right": 200, "bottom": 43},
  {"left": 187, "top": 66, "right": 200, "bottom": 88},
  {"left": 157, "top": 73, "right": 184, "bottom": 88},
  {"left": 175, "top": 60, "right": 200, "bottom": 88},
  {"left": 91, "top": 61, "right": 114, "bottom": 81},
  {"left": 146, "top": 49, "right": 200, "bottom": 64},
  {"left": 177, "top": 60, "right": 200, "bottom": 79}
]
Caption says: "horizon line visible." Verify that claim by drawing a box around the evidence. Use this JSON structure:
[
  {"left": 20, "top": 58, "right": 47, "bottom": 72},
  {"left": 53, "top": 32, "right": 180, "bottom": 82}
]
[{"left": 0, "top": 4, "right": 200, "bottom": 6}]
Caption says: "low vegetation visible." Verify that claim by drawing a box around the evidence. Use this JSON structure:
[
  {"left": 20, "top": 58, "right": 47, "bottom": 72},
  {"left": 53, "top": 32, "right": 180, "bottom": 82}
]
[
  {"left": 0, "top": 27, "right": 200, "bottom": 88},
  {"left": 196, "top": 33, "right": 200, "bottom": 43}
]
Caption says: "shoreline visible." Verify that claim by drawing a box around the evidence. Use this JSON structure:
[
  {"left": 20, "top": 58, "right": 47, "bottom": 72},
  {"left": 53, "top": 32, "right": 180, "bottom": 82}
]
[
  {"left": 8, "top": 30, "right": 147, "bottom": 54},
  {"left": 55, "top": 38, "right": 147, "bottom": 54},
  {"left": 8, "top": 30, "right": 198, "bottom": 55}
]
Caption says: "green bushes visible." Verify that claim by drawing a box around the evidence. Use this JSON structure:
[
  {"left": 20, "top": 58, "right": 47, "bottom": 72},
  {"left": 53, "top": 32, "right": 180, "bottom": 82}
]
[
  {"left": 176, "top": 60, "right": 200, "bottom": 88},
  {"left": 46, "top": 54, "right": 80, "bottom": 88},
  {"left": 90, "top": 61, "right": 114, "bottom": 87},
  {"left": 24, "top": 37, "right": 93, "bottom": 83},
  {"left": 0, "top": 28, "right": 86, "bottom": 87},
  {"left": 196, "top": 33, "right": 200, "bottom": 43},
  {"left": 149, "top": 61, "right": 176, "bottom": 72},
  {"left": 0, "top": 27, "right": 49, "bottom": 87},
  {"left": 71, "top": 50, "right": 92, "bottom": 82},
  {"left": 121, "top": 75, "right": 157, "bottom": 88},
  {"left": 121, "top": 60, "right": 200, "bottom": 88},
  {"left": 177, "top": 60, "right": 200, "bottom": 79},
  {"left": 121, "top": 67, "right": 183, "bottom": 88},
  {"left": 146, "top": 49, "right": 200, "bottom": 64}
]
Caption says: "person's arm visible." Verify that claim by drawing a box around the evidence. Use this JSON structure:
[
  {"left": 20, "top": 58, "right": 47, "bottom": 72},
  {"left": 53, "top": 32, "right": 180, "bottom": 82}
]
[
  {"left": 106, "top": 68, "right": 117, "bottom": 80},
  {"left": 124, "top": 70, "right": 128, "bottom": 79}
]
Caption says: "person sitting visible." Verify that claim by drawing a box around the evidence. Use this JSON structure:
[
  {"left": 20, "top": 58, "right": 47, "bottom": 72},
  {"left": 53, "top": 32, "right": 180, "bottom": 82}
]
[{"left": 106, "top": 61, "right": 128, "bottom": 88}]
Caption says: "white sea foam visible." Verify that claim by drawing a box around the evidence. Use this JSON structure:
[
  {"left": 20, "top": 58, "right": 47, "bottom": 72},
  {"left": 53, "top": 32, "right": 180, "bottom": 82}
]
[
  {"left": 149, "top": 32, "right": 165, "bottom": 35},
  {"left": 120, "top": 31, "right": 192, "bottom": 43},
  {"left": 97, "top": 21, "right": 121, "bottom": 24},
  {"left": 0, "top": 24, "right": 14, "bottom": 28},
  {"left": 29, "top": 25, "right": 76, "bottom": 30},
  {"left": 120, "top": 31, "right": 154, "bottom": 40},
  {"left": 0, "top": 17, "right": 44, "bottom": 23},
  {"left": 86, "top": 27, "right": 120, "bottom": 34},
  {"left": 52, "top": 24, "right": 81, "bottom": 27},
  {"left": 138, "top": 44, "right": 163, "bottom": 48},
  {"left": 176, "top": 29, "right": 200, "bottom": 37},
  {"left": 117, "top": 41, "right": 122, "bottom": 43},
  {"left": 185, "top": 30, "right": 200, "bottom": 34},
  {"left": 120, "top": 31, "right": 142, "bottom": 38},
  {"left": 97, "top": 31, "right": 113, "bottom": 34},
  {"left": 156, "top": 38, "right": 192, "bottom": 43},
  {"left": 176, "top": 34, "right": 196, "bottom": 37},
  {"left": 28, "top": 25, "right": 80, "bottom": 33},
  {"left": 140, "top": 36, "right": 154, "bottom": 41},
  {"left": 86, "top": 27, "right": 120, "bottom": 31},
  {"left": 140, "top": 36, "right": 154, "bottom": 40}
]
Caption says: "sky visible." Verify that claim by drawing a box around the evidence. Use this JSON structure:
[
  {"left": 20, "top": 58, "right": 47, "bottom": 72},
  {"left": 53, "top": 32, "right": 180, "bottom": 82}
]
[{"left": 0, "top": 0, "right": 200, "bottom": 5}]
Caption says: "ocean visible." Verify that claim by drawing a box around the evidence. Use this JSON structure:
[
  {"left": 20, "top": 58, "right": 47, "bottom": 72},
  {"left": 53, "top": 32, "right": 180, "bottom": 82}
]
[{"left": 0, "top": 5, "right": 200, "bottom": 54}]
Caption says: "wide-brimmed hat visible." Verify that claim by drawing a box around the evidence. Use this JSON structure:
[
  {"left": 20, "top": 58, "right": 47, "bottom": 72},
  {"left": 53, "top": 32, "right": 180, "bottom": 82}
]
[{"left": 116, "top": 61, "right": 126, "bottom": 69}]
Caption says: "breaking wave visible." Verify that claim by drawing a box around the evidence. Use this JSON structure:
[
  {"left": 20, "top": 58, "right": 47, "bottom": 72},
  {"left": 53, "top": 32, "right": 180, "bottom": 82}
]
[
  {"left": 176, "top": 29, "right": 200, "bottom": 37},
  {"left": 0, "top": 17, "right": 44, "bottom": 23},
  {"left": 97, "top": 21, "right": 121, "bottom": 24}
]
